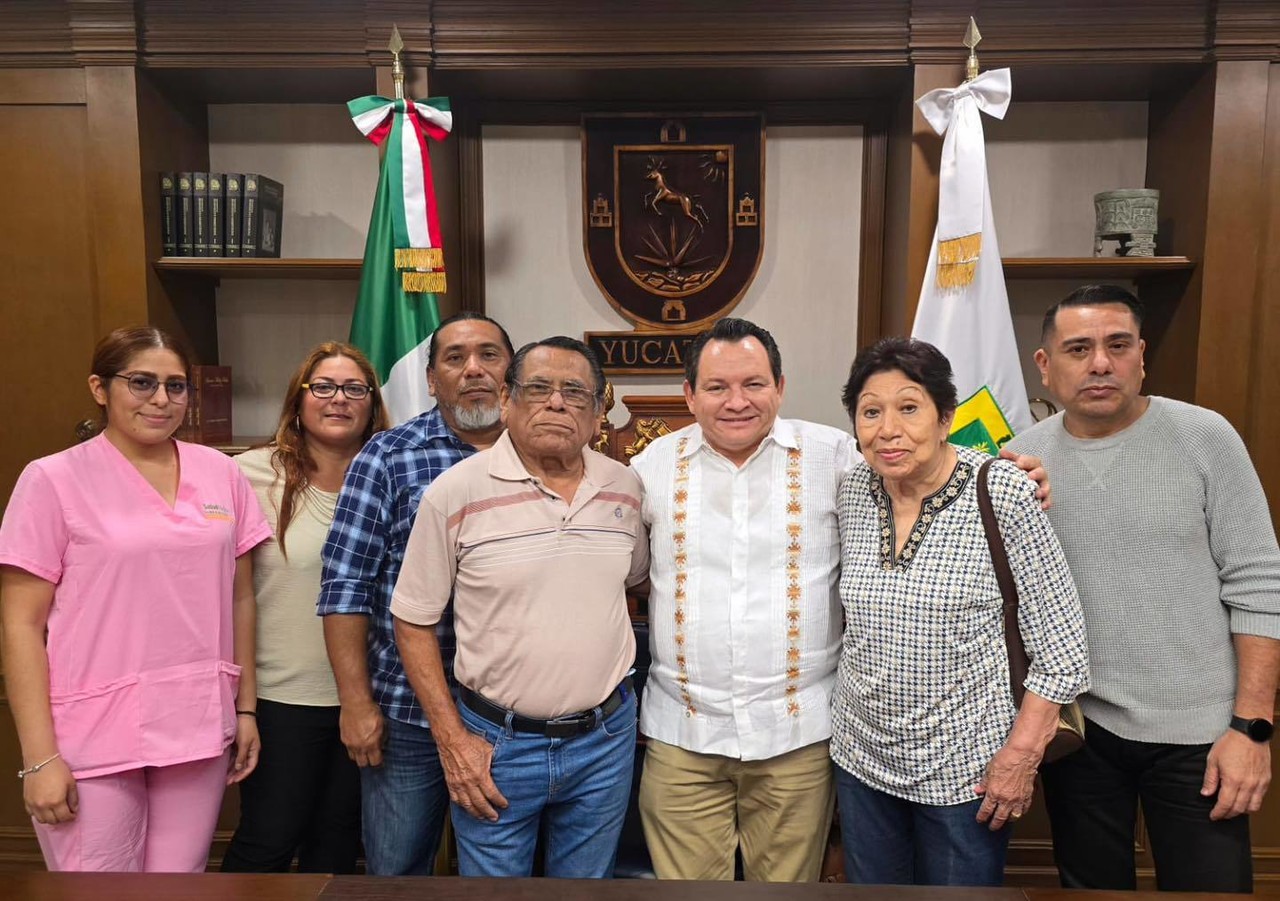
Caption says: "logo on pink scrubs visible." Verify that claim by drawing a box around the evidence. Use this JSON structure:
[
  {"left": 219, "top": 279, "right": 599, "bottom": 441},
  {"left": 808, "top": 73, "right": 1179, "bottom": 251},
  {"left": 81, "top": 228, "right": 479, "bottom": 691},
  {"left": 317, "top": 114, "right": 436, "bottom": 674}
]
[{"left": 202, "top": 503, "right": 234, "bottom": 522}]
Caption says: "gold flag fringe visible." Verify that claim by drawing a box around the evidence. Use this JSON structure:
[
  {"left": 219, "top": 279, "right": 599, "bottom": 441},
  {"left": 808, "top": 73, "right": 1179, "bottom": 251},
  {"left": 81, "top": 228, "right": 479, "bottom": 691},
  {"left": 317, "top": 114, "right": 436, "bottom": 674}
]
[
  {"left": 402, "top": 270, "right": 447, "bottom": 294},
  {"left": 395, "top": 247, "right": 443, "bottom": 270},
  {"left": 936, "top": 232, "right": 981, "bottom": 289},
  {"left": 937, "top": 261, "right": 977, "bottom": 289}
]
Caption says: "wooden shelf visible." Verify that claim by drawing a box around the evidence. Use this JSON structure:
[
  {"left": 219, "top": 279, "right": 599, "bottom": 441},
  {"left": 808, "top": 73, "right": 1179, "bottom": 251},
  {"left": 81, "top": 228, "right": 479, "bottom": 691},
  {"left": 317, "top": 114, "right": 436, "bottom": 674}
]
[
  {"left": 1001, "top": 256, "right": 1194, "bottom": 279},
  {"left": 154, "top": 258, "right": 362, "bottom": 279},
  {"left": 208, "top": 436, "right": 270, "bottom": 456},
  {"left": 152, "top": 256, "right": 1195, "bottom": 282}
]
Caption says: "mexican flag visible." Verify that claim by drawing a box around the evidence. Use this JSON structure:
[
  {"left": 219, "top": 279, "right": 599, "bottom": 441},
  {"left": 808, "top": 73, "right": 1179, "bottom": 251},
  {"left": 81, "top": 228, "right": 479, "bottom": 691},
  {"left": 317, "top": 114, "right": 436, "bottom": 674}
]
[
  {"left": 348, "top": 95, "right": 452, "bottom": 424},
  {"left": 911, "top": 68, "right": 1033, "bottom": 453}
]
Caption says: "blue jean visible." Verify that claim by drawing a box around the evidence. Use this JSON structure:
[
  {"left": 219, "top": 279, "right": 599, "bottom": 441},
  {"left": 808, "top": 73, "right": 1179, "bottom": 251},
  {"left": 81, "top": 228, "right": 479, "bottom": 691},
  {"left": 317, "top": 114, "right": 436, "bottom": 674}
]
[
  {"left": 452, "top": 689, "right": 637, "bottom": 878},
  {"left": 359, "top": 716, "right": 450, "bottom": 875},
  {"left": 835, "top": 765, "right": 1011, "bottom": 886}
]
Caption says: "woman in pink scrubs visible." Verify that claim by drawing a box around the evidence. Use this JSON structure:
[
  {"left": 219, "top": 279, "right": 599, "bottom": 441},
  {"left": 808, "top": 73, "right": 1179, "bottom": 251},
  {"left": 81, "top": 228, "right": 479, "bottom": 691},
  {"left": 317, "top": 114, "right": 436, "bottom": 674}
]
[{"left": 0, "top": 326, "right": 272, "bottom": 872}]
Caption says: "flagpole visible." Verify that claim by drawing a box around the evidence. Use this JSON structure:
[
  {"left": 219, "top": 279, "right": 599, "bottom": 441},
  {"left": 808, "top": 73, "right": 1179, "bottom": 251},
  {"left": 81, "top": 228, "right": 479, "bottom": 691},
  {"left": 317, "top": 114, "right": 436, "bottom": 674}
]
[
  {"left": 963, "top": 18, "right": 982, "bottom": 83},
  {"left": 389, "top": 25, "right": 406, "bottom": 101}
]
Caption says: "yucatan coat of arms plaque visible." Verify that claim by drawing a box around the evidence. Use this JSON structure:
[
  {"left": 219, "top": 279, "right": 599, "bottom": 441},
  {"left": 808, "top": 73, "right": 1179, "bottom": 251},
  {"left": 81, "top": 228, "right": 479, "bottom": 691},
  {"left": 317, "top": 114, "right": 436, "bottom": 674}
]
[{"left": 583, "top": 114, "right": 764, "bottom": 372}]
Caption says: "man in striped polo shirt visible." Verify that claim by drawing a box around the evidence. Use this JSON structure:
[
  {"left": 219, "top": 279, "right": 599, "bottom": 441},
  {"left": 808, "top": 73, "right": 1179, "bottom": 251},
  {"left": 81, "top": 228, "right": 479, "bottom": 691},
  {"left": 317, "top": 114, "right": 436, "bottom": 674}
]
[{"left": 391, "top": 336, "right": 649, "bottom": 879}]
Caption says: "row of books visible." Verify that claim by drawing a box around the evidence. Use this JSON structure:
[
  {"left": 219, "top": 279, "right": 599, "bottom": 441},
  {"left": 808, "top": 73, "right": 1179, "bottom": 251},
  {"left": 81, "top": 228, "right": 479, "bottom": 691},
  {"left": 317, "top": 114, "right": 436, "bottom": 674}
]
[{"left": 160, "top": 173, "right": 284, "bottom": 258}]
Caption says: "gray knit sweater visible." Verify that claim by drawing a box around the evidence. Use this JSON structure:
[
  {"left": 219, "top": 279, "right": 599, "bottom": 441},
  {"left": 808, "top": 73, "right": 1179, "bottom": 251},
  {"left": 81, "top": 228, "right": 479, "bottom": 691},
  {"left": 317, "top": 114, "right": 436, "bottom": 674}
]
[{"left": 1006, "top": 396, "right": 1280, "bottom": 744}]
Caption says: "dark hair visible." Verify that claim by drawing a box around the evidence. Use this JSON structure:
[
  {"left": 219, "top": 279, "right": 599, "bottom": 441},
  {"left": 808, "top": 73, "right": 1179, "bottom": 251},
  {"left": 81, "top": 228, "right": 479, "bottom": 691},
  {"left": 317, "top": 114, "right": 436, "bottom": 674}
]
[
  {"left": 91, "top": 326, "right": 192, "bottom": 383},
  {"left": 270, "top": 342, "right": 390, "bottom": 558},
  {"left": 505, "top": 336, "right": 607, "bottom": 404},
  {"left": 684, "top": 318, "right": 783, "bottom": 389},
  {"left": 427, "top": 311, "right": 515, "bottom": 370},
  {"left": 90, "top": 326, "right": 193, "bottom": 418},
  {"left": 841, "top": 337, "right": 958, "bottom": 424},
  {"left": 1041, "top": 284, "right": 1145, "bottom": 344}
]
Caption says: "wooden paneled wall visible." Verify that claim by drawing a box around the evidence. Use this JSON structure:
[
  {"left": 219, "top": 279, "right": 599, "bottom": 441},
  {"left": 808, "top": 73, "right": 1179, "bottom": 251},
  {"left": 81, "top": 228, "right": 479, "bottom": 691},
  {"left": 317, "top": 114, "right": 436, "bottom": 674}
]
[
  {"left": 0, "top": 67, "right": 117, "bottom": 868},
  {"left": 0, "top": 0, "right": 1278, "bottom": 884},
  {"left": 1253, "top": 63, "right": 1280, "bottom": 519}
]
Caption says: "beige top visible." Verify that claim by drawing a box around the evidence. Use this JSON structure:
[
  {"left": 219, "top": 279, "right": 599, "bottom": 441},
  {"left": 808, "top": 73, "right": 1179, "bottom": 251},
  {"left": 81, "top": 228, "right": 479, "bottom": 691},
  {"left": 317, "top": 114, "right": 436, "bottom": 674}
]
[
  {"left": 391, "top": 431, "right": 648, "bottom": 719},
  {"left": 236, "top": 446, "right": 341, "bottom": 707}
]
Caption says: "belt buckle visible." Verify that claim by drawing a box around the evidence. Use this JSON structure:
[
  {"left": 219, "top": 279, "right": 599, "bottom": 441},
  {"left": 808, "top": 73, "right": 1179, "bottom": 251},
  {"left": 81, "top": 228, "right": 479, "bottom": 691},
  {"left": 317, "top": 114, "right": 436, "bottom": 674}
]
[{"left": 544, "top": 713, "right": 589, "bottom": 738}]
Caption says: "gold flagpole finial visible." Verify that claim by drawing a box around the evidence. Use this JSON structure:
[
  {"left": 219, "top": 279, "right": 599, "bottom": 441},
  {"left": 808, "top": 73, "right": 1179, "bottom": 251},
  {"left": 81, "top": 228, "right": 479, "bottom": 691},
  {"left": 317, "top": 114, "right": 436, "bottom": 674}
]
[
  {"left": 963, "top": 17, "right": 982, "bottom": 82},
  {"left": 389, "top": 25, "right": 406, "bottom": 100}
]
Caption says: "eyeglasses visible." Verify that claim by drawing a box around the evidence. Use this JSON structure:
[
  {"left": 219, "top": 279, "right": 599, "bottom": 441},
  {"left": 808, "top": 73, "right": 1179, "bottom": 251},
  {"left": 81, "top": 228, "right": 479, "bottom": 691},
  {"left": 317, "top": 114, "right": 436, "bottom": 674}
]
[
  {"left": 109, "top": 373, "right": 190, "bottom": 402},
  {"left": 512, "top": 379, "right": 597, "bottom": 409},
  {"left": 301, "top": 381, "right": 373, "bottom": 401}
]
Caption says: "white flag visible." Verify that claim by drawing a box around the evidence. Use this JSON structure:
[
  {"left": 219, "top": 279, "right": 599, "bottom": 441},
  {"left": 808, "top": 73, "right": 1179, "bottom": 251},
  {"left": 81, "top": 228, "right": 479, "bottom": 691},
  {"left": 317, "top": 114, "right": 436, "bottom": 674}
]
[{"left": 911, "top": 68, "right": 1032, "bottom": 452}]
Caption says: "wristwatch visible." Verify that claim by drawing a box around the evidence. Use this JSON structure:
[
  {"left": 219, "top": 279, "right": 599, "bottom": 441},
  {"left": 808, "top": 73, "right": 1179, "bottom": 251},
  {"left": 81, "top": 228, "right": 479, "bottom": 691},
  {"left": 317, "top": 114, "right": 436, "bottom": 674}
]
[{"left": 1229, "top": 715, "right": 1275, "bottom": 743}]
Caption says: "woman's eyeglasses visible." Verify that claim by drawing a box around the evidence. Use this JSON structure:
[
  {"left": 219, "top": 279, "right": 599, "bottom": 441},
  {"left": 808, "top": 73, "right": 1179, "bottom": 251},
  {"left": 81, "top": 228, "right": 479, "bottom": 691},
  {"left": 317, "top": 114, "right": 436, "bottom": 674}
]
[
  {"left": 109, "top": 373, "right": 190, "bottom": 401},
  {"left": 302, "top": 381, "right": 373, "bottom": 401}
]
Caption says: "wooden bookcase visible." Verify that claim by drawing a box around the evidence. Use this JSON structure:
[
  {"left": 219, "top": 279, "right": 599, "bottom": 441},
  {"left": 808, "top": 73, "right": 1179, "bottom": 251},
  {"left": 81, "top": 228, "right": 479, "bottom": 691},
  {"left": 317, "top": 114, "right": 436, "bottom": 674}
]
[{"left": 1, "top": 0, "right": 1279, "bottom": 885}]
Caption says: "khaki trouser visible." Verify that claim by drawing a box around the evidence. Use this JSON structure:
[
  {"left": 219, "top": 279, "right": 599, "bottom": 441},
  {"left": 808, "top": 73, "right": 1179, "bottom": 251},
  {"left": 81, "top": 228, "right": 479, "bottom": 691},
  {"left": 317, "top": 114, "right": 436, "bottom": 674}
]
[{"left": 638, "top": 738, "right": 834, "bottom": 881}]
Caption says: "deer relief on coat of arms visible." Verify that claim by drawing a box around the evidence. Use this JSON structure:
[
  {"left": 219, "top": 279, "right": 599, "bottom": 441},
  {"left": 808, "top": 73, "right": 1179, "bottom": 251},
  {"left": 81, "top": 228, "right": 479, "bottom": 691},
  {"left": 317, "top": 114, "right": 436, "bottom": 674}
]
[
  {"left": 633, "top": 155, "right": 727, "bottom": 297},
  {"left": 624, "top": 151, "right": 730, "bottom": 301}
]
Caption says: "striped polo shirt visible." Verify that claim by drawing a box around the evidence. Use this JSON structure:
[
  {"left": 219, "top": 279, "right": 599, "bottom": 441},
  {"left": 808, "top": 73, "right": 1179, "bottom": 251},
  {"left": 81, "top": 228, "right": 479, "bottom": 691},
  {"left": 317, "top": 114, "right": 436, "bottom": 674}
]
[{"left": 391, "top": 430, "right": 648, "bottom": 719}]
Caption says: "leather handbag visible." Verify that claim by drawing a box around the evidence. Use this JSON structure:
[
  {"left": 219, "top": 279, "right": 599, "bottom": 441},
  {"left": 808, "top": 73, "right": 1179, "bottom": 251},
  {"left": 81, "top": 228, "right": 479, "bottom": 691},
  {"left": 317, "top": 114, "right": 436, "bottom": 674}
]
[{"left": 976, "top": 459, "right": 1086, "bottom": 764}]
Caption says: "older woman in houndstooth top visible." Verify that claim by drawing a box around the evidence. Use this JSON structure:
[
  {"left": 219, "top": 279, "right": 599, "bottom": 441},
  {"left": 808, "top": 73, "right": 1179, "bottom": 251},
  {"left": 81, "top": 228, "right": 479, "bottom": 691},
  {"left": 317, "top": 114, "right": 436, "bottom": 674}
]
[{"left": 830, "top": 337, "right": 1090, "bottom": 887}]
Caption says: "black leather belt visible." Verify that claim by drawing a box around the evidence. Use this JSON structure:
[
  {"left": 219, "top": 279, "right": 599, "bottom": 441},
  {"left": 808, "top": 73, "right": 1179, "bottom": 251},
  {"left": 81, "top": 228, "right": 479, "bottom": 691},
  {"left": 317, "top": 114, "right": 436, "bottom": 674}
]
[{"left": 459, "top": 677, "right": 632, "bottom": 739}]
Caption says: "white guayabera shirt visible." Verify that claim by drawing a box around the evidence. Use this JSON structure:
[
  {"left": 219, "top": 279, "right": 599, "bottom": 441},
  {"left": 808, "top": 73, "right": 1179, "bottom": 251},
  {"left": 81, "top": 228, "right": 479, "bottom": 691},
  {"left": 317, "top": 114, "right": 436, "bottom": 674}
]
[{"left": 631, "top": 418, "right": 860, "bottom": 761}]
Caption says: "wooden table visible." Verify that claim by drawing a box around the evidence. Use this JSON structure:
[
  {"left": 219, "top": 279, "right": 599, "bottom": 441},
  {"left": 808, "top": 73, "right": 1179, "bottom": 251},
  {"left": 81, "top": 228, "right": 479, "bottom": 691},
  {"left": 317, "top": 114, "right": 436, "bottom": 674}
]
[
  {"left": 0, "top": 873, "right": 1261, "bottom": 900},
  {"left": 0, "top": 872, "right": 329, "bottom": 900}
]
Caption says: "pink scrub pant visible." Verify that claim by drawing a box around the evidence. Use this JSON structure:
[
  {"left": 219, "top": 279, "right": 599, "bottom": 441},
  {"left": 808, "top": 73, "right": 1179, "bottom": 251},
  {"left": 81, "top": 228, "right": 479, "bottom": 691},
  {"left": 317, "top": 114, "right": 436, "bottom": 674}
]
[{"left": 34, "top": 751, "right": 229, "bottom": 872}]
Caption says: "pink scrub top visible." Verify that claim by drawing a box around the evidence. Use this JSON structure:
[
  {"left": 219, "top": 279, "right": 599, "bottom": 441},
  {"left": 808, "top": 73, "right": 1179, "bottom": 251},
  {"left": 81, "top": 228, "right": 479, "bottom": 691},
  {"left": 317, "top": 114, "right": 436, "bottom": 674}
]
[{"left": 0, "top": 434, "right": 272, "bottom": 779}]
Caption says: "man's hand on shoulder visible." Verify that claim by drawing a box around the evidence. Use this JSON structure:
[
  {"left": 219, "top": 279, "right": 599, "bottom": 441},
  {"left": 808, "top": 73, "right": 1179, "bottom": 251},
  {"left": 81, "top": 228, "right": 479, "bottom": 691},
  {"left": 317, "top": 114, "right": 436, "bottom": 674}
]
[
  {"left": 1203, "top": 728, "right": 1271, "bottom": 820},
  {"left": 999, "top": 447, "right": 1052, "bottom": 511},
  {"left": 437, "top": 727, "right": 509, "bottom": 822}
]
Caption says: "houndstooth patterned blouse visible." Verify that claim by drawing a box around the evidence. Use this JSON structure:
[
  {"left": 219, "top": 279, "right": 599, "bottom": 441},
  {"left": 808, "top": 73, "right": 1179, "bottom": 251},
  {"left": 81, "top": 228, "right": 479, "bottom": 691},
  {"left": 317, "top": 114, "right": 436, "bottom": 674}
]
[{"left": 830, "top": 446, "right": 1089, "bottom": 806}]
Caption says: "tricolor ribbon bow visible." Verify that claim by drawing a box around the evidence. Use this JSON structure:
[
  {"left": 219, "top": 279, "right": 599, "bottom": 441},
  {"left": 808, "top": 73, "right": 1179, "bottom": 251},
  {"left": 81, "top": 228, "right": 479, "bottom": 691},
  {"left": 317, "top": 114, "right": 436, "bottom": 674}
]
[
  {"left": 915, "top": 68, "right": 1011, "bottom": 289},
  {"left": 349, "top": 95, "right": 453, "bottom": 294}
]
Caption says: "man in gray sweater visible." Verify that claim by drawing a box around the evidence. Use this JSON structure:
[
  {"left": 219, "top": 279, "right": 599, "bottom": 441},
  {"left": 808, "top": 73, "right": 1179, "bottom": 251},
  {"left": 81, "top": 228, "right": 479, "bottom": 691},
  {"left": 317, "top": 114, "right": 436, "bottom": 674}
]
[{"left": 1006, "top": 284, "right": 1280, "bottom": 893}]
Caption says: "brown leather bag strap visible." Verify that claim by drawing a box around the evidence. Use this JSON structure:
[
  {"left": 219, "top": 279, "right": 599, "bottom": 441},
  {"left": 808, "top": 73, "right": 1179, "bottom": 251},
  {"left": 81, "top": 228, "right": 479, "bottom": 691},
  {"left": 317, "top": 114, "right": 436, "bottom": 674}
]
[{"left": 976, "top": 459, "right": 1030, "bottom": 709}]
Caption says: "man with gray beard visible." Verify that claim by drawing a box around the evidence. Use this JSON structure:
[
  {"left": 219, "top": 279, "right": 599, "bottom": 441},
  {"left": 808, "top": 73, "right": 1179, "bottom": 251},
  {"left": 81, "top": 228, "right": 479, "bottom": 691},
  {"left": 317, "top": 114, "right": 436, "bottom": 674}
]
[{"left": 319, "top": 312, "right": 514, "bottom": 875}]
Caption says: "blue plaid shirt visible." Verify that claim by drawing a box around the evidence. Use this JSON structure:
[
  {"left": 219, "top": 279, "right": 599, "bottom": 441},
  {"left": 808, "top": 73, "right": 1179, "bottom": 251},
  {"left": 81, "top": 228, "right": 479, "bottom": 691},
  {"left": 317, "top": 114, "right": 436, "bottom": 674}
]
[{"left": 318, "top": 407, "right": 475, "bottom": 728}]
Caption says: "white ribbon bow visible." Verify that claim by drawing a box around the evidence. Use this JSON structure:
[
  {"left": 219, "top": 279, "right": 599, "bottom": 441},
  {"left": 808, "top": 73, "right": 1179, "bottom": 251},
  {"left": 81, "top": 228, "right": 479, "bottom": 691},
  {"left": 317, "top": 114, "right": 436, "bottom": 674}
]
[
  {"left": 916, "top": 68, "right": 1012, "bottom": 137},
  {"left": 914, "top": 68, "right": 1012, "bottom": 287}
]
